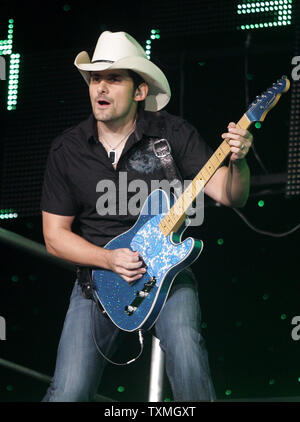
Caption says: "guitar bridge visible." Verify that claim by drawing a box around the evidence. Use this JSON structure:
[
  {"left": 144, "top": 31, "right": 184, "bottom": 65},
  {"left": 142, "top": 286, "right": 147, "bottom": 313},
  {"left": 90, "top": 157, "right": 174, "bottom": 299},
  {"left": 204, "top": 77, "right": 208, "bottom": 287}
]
[{"left": 125, "top": 276, "right": 157, "bottom": 316}]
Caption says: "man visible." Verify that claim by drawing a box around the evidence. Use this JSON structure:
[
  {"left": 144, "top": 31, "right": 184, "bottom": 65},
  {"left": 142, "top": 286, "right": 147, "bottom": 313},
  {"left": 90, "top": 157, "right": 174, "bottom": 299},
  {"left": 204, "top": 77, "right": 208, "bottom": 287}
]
[{"left": 41, "top": 31, "right": 252, "bottom": 402}]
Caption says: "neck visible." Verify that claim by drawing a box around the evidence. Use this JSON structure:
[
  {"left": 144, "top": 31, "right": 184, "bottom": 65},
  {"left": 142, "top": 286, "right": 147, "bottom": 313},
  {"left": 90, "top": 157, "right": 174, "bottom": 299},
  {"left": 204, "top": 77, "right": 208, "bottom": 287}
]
[{"left": 97, "top": 112, "right": 137, "bottom": 144}]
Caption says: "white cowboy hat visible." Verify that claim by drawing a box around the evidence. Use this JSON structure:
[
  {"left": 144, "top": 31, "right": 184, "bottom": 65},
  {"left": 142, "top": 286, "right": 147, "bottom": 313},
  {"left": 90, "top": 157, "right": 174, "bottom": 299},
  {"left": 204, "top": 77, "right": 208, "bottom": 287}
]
[{"left": 74, "top": 31, "right": 171, "bottom": 112}]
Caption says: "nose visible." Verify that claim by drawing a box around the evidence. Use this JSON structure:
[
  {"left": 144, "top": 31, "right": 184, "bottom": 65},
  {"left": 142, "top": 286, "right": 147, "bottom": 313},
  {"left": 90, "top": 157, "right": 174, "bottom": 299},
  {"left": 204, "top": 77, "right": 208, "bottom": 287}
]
[{"left": 96, "top": 79, "right": 108, "bottom": 94}]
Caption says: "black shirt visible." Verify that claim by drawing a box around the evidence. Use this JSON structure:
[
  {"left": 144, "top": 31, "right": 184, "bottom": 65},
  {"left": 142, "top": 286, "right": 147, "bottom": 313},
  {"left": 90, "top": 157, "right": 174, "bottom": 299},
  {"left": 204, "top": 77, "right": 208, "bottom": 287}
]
[{"left": 40, "top": 109, "right": 213, "bottom": 247}]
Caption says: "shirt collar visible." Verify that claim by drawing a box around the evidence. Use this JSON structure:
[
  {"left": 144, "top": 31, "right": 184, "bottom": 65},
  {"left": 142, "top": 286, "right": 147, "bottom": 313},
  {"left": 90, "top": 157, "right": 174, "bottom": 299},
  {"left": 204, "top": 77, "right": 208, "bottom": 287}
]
[{"left": 84, "top": 108, "right": 163, "bottom": 145}]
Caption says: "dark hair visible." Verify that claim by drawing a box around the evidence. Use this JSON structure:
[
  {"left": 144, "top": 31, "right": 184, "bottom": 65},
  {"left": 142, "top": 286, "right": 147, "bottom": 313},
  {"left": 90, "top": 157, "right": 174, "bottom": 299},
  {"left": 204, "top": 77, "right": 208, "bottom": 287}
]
[
  {"left": 127, "top": 69, "right": 147, "bottom": 110},
  {"left": 127, "top": 69, "right": 146, "bottom": 90}
]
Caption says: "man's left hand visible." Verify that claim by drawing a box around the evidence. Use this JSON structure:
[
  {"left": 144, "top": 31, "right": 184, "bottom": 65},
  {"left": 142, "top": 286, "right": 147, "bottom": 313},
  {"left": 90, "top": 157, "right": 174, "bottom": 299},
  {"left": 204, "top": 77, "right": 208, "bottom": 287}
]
[{"left": 221, "top": 122, "right": 253, "bottom": 161}]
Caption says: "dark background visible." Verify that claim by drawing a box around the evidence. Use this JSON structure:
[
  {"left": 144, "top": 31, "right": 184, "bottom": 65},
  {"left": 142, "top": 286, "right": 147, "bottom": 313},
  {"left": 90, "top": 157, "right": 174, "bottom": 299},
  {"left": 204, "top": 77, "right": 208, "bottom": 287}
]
[{"left": 0, "top": 0, "right": 299, "bottom": 402}]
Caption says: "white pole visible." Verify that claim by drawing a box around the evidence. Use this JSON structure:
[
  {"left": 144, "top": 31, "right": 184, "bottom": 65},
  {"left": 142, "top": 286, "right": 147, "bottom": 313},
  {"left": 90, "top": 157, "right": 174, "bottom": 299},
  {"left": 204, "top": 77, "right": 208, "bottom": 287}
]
[{"left": 148, "top": 336, "right": 165, "bottom": 402}]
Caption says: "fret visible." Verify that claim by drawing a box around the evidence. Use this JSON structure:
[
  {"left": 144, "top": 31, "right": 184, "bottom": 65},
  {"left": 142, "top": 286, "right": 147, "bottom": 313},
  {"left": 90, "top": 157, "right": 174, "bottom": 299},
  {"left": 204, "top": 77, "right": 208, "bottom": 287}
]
[
  {"left": 221, "top": 140, "right": 231, "bottom": 153},
  {"left": 202, "top": 166, "right": 211, "bottom": 180},
  {"left": 209, "top": 154, "right": 220, "bottom": 169},
  {"left": 205, "top": 163, "right": 214, "bottom": 176},
  {"left": 199, "top": 172, "right": 207, "bottom": 183},
  {"left": 215, "top": 147, "right": 225, "bottom": 162}
]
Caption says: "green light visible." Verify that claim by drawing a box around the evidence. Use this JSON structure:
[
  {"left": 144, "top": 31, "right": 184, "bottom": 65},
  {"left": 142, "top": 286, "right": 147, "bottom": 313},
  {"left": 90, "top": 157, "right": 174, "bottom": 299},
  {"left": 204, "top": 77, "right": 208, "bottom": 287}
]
[
  {"left": 258, "top": 200, "right": 264, "bottom": 207},
  {"left": 164, "top": 398, "right": 172, "bottom": 402},
  {"left": 117, "top": 386, "right": 125, "bottom": 393},
  {"left": 262, "top": 293, "right": 270, "bottom": 300},
  {"left": 255, "top": 122, "right": 262, "bottom": 129},
  {"left": 1, "top": 19, "right": 20, "bottom": 111},
  {"left": 281, "top": 313, "right": 287, "bottom": 320},
  {"left": 236, "top": 1, "right": 293, "bottom": 30},
  {"left": 225, "top": 389, "right": 232, "bottom": 396},
  {"left": 11, "top": 275, "right": 19, "bottom": 282},
  {"left": 145, "top": 29, "right": 160, "bottom": 60},
  {"left": 269, "top": 379, "right": 275, "bottom": 385},
  {"left": 217, "top": 238, "right": 224, "bottom": 245},
  {"left": 6, "top": 385, "right": 13, "bottom": 392},
  {"left": 298, "top": 377, "right": 300, "bottom": 383}
]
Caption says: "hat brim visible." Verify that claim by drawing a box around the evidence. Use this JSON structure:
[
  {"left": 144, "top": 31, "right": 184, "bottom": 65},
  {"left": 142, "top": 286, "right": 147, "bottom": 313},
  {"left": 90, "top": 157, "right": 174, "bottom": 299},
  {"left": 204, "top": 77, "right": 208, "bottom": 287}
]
[{"left": 74, "top": 51, "right": 171, "bottom": 112}]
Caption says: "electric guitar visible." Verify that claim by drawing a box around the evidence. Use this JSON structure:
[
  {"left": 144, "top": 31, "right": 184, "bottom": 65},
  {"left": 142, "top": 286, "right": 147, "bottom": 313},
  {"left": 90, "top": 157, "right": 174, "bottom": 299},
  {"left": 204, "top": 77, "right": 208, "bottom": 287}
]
[{"left": 92, "top": 76, "right": 290, "bottom": 332}]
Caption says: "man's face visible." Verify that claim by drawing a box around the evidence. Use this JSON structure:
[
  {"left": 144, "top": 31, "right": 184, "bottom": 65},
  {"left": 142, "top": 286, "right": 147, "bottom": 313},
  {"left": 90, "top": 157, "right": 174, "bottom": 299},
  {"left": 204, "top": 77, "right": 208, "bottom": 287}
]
[{"left": 89, "top": 69, "right": 138, "bottom": 125}]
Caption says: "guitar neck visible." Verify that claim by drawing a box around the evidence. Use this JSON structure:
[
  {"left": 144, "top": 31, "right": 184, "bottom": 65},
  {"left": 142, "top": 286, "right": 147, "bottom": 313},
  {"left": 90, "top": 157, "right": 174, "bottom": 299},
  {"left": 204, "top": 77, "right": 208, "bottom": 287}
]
[{"left": 159, "top": 113, "right": 252, "bottom": 236}]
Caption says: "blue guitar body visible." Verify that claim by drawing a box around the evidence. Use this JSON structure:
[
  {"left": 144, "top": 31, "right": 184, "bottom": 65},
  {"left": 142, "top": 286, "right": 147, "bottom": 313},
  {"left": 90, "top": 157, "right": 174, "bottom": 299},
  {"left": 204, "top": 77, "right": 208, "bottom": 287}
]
[{"left": 92, "top": 189, "right": 203, "bottom": 332}]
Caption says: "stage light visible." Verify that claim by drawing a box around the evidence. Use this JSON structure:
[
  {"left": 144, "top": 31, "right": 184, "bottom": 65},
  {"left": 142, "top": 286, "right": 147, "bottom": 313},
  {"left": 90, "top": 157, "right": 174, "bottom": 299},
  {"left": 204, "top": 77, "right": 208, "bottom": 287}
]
[
  {"left": 236, "top": 0, "right": 293, "bottom": 30},
  {"left": 145, "top": 29, "right": 160, "bottom": 60},
  {"left": 286, "top": 24, "right": 300, "bottom": 197},
  {"left": 0, "top": 19, "right": 21, "bottom": 110}
]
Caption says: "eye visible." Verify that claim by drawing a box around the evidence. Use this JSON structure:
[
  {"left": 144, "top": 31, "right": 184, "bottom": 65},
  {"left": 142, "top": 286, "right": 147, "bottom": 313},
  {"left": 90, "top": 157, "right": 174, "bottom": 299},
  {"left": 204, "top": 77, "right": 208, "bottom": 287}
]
[
  {"left": 109, "top": 75, "right": 122, "bottom": 82},
  {"left": 91, "top": 74, "right": 100, "bottom": 82}
]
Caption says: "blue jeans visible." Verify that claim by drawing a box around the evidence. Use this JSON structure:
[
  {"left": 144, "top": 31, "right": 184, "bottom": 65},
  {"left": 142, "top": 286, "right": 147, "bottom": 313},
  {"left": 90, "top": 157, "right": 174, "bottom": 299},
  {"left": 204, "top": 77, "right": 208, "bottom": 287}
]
[{"left": 42, "top": 269, "right": 216, "bottom": 402}]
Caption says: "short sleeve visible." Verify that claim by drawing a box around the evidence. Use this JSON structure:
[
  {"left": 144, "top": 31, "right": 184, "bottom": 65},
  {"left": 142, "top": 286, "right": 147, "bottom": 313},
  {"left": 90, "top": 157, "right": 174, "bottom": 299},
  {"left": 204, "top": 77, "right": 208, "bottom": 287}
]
[{"left": 40, "top": 139, "right": 79, "bottom": 216}]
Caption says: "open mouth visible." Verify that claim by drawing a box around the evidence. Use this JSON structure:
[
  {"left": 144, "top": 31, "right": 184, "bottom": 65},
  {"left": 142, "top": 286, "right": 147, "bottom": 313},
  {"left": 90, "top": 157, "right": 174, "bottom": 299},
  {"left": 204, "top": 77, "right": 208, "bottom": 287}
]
[{"left": 98, "top": 100, "right": 111, "bottom": 106}]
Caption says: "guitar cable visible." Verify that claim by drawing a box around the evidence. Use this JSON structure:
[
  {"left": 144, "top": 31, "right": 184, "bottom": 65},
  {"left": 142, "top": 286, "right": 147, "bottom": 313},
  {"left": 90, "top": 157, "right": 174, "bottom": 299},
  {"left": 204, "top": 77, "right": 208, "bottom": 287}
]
[
  {"left": 232, "top": 206, "right": 300, "bottom": 238},
  {"left": 90, "top": 298, "right": 145, "bottom": 366}
]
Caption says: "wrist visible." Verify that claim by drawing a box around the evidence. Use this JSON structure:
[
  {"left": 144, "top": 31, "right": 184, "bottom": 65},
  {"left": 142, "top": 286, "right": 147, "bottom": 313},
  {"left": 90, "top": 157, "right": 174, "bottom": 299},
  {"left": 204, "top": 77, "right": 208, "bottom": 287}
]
[
  {"left": 97, "top": 247, "right": 112, "bottom": 270},
  {"left": 231, "top": 157, "right": 248, "bottom": 170}
]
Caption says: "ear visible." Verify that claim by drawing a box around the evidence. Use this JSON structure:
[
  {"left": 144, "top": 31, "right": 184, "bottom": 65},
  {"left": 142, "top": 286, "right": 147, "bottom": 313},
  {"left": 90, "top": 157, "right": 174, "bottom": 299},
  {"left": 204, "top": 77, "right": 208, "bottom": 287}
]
[{"left": 133, "top": 82, "right": 149, "bottom": 102}]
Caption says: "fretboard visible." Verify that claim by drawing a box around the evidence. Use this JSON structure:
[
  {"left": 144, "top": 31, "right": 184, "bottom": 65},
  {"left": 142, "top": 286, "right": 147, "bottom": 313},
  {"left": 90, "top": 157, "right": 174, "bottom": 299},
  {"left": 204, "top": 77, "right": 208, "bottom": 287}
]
[{"left": 159, "top": 114, "right": 251, "bottom": 235}]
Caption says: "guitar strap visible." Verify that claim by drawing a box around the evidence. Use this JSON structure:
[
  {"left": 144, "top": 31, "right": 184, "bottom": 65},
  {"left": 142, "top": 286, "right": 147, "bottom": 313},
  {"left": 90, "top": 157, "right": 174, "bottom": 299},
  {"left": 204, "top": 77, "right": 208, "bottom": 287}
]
[{"left": 150, "top": 118, "right": 184, "bottom": 200}]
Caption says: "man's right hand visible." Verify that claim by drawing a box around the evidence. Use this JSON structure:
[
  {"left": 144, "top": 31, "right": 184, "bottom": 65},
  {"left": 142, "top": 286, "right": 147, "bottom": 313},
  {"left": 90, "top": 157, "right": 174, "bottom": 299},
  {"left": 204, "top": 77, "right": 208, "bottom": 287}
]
[{"left": 106, "top": 248, "right": 147, "bottom": 283}]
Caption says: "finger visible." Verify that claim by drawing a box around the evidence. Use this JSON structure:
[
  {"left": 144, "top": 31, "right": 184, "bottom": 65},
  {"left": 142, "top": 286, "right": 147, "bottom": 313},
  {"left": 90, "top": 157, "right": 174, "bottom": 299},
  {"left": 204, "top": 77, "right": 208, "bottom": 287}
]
[
  {"left": 122, "top": 273, "right": 144, "bottom": 283},
  {"left": 124, "top": 260, "right": 144, "bottom": 270},
  {"left": 227, "top": 122, "right": 236, "bottom": 128},
  {"left": 230, "top": 146, "right": 244, "bottom": 156},
  {"left": 119, "top": 267, "right": 147, "bottom": 277},
  {"left": 228, "top": 139, "right": 244, "bottom": 148},
  {"left": 222, "top": 132, "right": 241, "bottom": 140},
  {"left": 229, "top": 127, "right": 249, "bottom": 137},
  {"left": 120, "top": 249, "right": 140, "bottom": 262}
]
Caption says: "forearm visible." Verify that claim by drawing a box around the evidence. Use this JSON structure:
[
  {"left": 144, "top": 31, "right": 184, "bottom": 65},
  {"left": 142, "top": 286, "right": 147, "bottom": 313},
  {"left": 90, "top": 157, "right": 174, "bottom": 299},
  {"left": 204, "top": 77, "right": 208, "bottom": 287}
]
[
  {"left": 44, "top": 228, "right": 111, "bottom": 269},
  {"left": 225, "top": 158, "right": 250, "bottom": 207}
]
